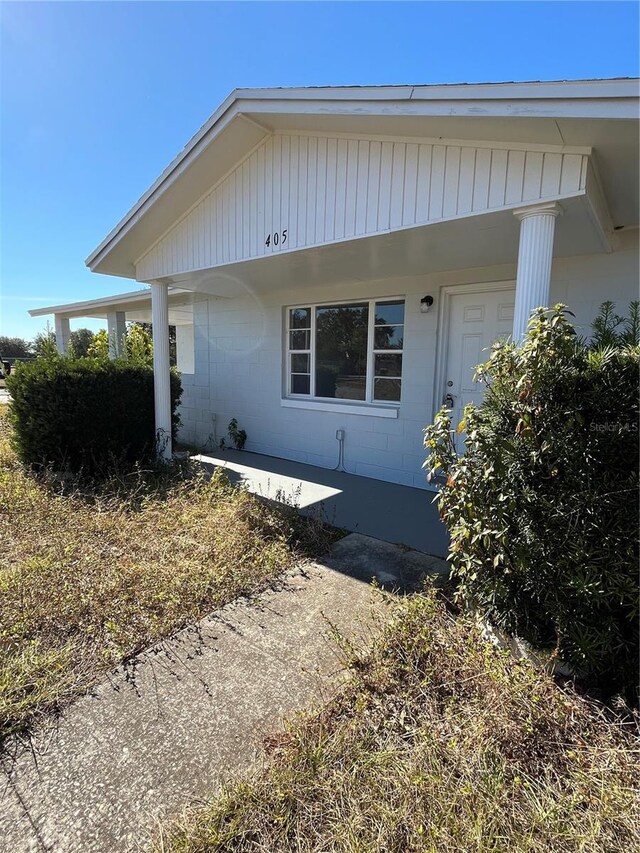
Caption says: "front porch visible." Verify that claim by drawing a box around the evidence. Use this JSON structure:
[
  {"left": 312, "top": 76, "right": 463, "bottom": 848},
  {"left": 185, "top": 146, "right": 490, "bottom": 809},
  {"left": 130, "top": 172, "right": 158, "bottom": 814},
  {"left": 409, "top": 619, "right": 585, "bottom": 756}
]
[{"left": 193, "top": 448, "right": 449, "bottom": 559}]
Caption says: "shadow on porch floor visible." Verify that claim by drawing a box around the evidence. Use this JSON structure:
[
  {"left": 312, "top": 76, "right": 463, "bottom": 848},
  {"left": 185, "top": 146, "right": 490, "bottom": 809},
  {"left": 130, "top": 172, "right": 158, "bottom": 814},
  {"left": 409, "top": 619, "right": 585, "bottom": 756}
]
[{"left": 193, "top": 449, "right": 450, "bottom": 560}]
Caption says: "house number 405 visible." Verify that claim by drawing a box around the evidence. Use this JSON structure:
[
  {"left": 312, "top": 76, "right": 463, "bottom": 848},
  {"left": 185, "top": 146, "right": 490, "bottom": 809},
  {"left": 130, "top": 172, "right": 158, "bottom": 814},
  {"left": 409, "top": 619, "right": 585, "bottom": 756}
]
[{"left": 265, "top": 230, "right": 287, "bottom": 248}]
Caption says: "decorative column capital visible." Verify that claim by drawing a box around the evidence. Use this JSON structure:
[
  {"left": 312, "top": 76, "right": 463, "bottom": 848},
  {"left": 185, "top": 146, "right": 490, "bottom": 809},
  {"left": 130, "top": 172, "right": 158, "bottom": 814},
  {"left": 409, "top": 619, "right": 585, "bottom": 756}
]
[{"left": 513, "top": 201, "right": 563, "bottom": 222}]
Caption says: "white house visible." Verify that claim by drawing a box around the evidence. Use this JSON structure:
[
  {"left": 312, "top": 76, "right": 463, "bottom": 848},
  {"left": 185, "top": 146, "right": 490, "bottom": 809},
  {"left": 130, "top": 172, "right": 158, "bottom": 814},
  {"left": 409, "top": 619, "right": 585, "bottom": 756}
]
[{"left": 32, "top": 79, "right": 639, "bottom": 489}]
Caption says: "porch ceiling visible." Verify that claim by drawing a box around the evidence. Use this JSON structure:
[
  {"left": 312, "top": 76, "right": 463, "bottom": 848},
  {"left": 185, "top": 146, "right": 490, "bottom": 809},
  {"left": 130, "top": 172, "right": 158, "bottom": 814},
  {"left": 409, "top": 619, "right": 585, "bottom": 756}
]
[{"left": 165, "top": 194, "right": 604, "bottom": 298}]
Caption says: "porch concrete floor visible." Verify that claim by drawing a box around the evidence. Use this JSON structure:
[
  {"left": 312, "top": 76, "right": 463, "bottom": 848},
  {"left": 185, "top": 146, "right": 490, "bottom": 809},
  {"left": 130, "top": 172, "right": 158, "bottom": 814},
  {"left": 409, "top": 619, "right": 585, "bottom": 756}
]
[{"left": 193, "top": 449, "right": 450, "bottom": 559}]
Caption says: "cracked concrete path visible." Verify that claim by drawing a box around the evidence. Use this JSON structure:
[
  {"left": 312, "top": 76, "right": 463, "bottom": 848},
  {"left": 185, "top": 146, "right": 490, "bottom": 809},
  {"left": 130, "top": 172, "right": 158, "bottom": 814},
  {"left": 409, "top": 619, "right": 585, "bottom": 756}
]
[{"left": 1, "top": 534, "right": 447, "bottom": 853}]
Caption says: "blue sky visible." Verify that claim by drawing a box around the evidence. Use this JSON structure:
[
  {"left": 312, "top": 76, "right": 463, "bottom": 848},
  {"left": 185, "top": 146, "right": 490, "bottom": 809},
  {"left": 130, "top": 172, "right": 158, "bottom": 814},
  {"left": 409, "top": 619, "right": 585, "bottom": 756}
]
[{"left": 1, "top": 1, "right": 638, "bottom": 339}]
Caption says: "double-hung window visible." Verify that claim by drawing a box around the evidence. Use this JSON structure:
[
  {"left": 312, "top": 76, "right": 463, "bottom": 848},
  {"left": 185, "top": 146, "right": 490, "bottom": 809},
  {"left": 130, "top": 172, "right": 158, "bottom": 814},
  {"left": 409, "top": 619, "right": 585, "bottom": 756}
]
[{"left": 287, "top": 298, "right": 404, "bottom": 404}]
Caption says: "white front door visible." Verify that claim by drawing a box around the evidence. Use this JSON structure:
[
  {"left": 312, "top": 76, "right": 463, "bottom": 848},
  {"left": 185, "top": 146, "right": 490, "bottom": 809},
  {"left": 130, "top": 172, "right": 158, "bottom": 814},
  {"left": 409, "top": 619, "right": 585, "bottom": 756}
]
[{"left": 444, "top": 288, "right": 515, "bottom": 447}]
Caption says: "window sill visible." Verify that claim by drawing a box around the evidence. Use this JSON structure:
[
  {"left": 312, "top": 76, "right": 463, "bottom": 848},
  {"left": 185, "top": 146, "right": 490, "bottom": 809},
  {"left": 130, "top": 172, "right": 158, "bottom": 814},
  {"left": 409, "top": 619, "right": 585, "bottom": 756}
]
[{"left": 281, "top": 398, "right": 399, "bottom": 418}]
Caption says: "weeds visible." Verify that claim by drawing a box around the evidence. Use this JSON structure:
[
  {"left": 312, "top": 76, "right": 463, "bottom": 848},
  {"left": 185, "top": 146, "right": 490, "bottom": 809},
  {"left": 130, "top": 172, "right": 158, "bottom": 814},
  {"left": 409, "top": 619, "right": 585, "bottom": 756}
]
[
  {"left": 157, "top": 588, "right": 639, "bottom": 853},
  {"left": 0, "top": 406, "right": 335, "bottom": 741}
]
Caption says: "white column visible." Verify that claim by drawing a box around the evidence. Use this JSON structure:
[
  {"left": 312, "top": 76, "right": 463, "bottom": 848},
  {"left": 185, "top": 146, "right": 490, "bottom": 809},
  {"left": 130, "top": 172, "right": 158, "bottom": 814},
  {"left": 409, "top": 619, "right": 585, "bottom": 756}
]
[
  {"left": 107, "top": 311, "right": 127, "bottom": 359},
  {"left": 150, "top": 282, "right": 172, "bottom": 460},
  {"left": 512, "top": 202, "right": 562, "bottom": 342},
  {"left": 54, "top": 315, "right": 70, "bottom": 354}
]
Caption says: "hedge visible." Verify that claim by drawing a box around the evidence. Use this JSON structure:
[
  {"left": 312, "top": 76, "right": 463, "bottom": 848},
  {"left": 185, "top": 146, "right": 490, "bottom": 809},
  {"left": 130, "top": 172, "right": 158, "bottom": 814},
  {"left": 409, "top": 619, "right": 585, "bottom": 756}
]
[
  {"left": 425, "top": 304, "right": 639, "bottom": 701},
  {"left": 6, "top": 357, "right": 182, "bottom": 474}
]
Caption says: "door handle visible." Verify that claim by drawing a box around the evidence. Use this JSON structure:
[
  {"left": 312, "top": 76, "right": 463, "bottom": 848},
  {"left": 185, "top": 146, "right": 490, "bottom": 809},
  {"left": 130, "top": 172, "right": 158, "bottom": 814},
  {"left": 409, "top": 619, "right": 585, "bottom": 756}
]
[{"left": 444, "top": 393, "right": 455, "bottom": 408}]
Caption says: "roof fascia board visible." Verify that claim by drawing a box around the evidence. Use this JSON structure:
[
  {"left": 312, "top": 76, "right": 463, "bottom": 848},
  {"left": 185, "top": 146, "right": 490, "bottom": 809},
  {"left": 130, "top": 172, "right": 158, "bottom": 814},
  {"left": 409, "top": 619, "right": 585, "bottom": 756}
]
[
  {"left": 232, "top": 79, "right": 639, "bottom": 101},
  {"left": 239, "top": 96, "right": 639, "bottom": 120}
]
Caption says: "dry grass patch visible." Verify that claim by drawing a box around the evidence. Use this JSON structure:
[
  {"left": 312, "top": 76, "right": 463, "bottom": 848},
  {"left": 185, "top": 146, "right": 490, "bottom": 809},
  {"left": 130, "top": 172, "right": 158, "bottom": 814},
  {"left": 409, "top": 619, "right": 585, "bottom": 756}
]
[
  {"left": 0, "top": 405, "right": 333, "bottom": 740},
  {"left": 158, "top": 589, "right": 639, "bottom": 853}
]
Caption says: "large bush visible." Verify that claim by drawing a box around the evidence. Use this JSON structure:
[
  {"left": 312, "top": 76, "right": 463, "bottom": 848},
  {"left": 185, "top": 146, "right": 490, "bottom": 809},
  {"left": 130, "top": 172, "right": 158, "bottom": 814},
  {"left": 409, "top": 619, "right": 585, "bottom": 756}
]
[
  {"left": 6, "top": 357, "right": 182, "bottom": 475},
  {"left": 425, "top": 304, "right": 639, "bottom": 700}
]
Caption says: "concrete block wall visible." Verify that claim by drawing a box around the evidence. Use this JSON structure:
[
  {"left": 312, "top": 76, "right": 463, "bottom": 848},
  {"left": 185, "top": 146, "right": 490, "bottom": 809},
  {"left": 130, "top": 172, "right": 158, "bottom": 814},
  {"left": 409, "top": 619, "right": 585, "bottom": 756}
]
[
  {"left": 176, "top": 228, "right": 639, "bottom": 486},
  {"left": 548, "top": 229, "right": 639, "bottom": 333}
]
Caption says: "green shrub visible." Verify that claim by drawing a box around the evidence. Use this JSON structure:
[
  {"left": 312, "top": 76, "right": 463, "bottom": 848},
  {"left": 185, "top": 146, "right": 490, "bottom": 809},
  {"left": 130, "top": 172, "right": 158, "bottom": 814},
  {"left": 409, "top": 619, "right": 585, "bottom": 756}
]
[
  {"left": 425, "top": 304, "right": 639, "bottom": 700},
  {"left": 6, "top": 356, "right": 182, "bottom": 475}
]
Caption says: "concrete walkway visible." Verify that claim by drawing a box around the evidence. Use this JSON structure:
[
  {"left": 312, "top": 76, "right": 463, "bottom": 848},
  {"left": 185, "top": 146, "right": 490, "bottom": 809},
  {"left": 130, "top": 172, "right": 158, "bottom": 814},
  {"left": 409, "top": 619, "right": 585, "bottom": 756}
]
[
  {"left": 1, "top": 534, "right": 447, "bottom": 853},
  {"left": 194, "top": 449, "right": 450, "bottom": 558}
]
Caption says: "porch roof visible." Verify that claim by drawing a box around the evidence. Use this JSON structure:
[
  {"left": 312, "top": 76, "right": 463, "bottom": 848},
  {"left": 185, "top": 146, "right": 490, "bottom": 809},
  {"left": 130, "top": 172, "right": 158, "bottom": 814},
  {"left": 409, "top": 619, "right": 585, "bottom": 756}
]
[
  {"left": 86, "top": 78, "right": 639, "bottom": 281},
  {"left": 28, "top": 286, "right": 195, "bottom": 325}
]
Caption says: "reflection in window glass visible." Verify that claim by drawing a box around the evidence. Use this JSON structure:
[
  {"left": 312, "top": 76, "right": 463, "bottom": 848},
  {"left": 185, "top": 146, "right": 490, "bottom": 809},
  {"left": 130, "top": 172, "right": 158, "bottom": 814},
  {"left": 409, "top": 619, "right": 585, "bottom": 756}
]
[
  {"left": 289, "top": 330, "right": 310, "bottom": 351},
  {"left": 291, "top": 353, "right": 309, "bottom": 373},
  {"left": 291, "top": 374, "right": 310, "bottom": 394},
  {"left": 374, "top": 326, "right": 404, "bottom": 349},
  {"left": 374, "top": 353, "right": 402, "bottom": 377},
  {"left": 316, "top": 304, "right": 368, "bottom": 400},
  {"left": 374, "top": 378, "right": 401, "bottom": 401},
  {"left": 374, "top": 301, "right": 405, "bottom": 326},
  {"left": 286, "top": 299, "right": 405, "bottom": 403},
  {"left": 288, "top": 308, "right": 311, "bottom": 395},
  {"left": 373, "top": 300, "right": 404, "bottom": 402},
  {"left": 290, "top": 307, "right": 311, "bottom": 329}
]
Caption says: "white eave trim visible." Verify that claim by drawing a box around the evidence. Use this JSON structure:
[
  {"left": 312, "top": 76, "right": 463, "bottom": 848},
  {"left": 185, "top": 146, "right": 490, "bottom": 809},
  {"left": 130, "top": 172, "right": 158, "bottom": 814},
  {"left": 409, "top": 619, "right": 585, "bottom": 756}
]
[{"left": 226, "top": 78, "right": 640, "bottom": 103}]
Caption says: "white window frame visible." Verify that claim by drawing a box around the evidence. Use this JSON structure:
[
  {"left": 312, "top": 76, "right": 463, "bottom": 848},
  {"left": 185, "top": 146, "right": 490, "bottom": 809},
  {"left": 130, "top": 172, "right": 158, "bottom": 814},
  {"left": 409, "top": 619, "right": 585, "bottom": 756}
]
[{"left": 285, "top": 297, "right": 404, "bottom": 406}]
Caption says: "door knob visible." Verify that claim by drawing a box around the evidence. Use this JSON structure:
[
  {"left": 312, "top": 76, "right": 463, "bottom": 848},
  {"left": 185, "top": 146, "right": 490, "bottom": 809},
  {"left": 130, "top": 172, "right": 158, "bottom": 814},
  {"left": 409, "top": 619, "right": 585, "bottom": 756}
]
[{"left": 445, "top": 393, "right": 455, "bottom": 408}]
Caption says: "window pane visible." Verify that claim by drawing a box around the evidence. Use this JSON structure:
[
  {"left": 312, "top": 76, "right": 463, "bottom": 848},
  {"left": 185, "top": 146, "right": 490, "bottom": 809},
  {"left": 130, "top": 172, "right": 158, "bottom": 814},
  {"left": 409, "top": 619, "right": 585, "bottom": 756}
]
[
  {"left": 374, "top": 325, "right": 404, "bottom": 350},
  {"left": 375, "top": 353, "right": 402, "bottom": 377},
  {"left": 291, "top": 353, "right": 309, "bottom": 373},
  {"left": 315, "top": 303, "right": 368, "bottom": 400},
  {"left": 374, "top": 378, "right": 401, "bottom": 402},
  {"left": 291, "top": 374, "right": 310, "bottom": 394},
  {"left": 375, "top": 301, "right": 404, "bottom": 326},
  {"left": 289, "top": 329, "right": 310, "bottom": 350},
  {"left": 290, "top": 308, "right": 311, "bottom": 329}
]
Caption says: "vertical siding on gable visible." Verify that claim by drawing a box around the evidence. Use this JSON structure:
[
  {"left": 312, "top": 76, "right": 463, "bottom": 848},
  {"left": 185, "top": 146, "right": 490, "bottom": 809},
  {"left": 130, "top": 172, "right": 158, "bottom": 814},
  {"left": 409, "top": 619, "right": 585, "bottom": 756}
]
[
  {"left": 135, "top": 134, "right": 589, "bottom": 281},
  {"left": 315, "top": 137, "right": 328, "bottom": 243},
  {"left": 324, "top": 137, "right": 337, "bottom": 242},
  {"left": 415, "top": 144, "right": 432, "bottom": 221},
  {"left": 377, "top": 142, "right": 393, "bottom": 231},
  {"left": 457, "top": 148, "right": 476, "bottom": 215},
  {"left": 366, "top": 141, "right": 381, "bottom": 233},
  {"left": 402, "top": 143, "right": 418, "bottom": 226}
]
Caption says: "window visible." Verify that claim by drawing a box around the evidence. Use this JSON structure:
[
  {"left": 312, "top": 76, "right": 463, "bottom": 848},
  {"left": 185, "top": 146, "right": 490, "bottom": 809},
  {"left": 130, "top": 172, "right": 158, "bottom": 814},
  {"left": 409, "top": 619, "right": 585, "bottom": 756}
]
[{"left": 287, "top": 299, "right": 404, "bottom": 404}]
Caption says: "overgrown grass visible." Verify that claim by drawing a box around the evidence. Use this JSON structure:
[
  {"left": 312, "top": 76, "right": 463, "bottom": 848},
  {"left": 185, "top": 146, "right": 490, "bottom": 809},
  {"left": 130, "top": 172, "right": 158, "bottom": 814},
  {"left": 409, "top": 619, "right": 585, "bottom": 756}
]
[
  {"left": 157, "top": 588, "right": 639, "bottom": 853},
  {"left": 0, "top": 405, "right": 335, "bottom": 741}
]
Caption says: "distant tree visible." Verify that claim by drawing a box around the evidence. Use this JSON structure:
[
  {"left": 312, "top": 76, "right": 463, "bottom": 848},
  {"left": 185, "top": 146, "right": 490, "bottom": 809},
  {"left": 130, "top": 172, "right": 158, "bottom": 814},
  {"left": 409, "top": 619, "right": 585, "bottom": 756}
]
[
  {"left": 0, "top": 336, "right": 32, "bottom": 359},
  {"left": 124, "top": 323, "right": 154, "bottom": 365},
  {"left": 135, "top": 322, "right": 177, "bottom": 365},
  {"left": 87, "top": 329, "right": 109, "bottom": 360},
  {"left": 32, "top": 324, "right": 58, "bottom": 359},
  {"left": 68, "top": 328, "right": 95, "bottom": 358}
]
